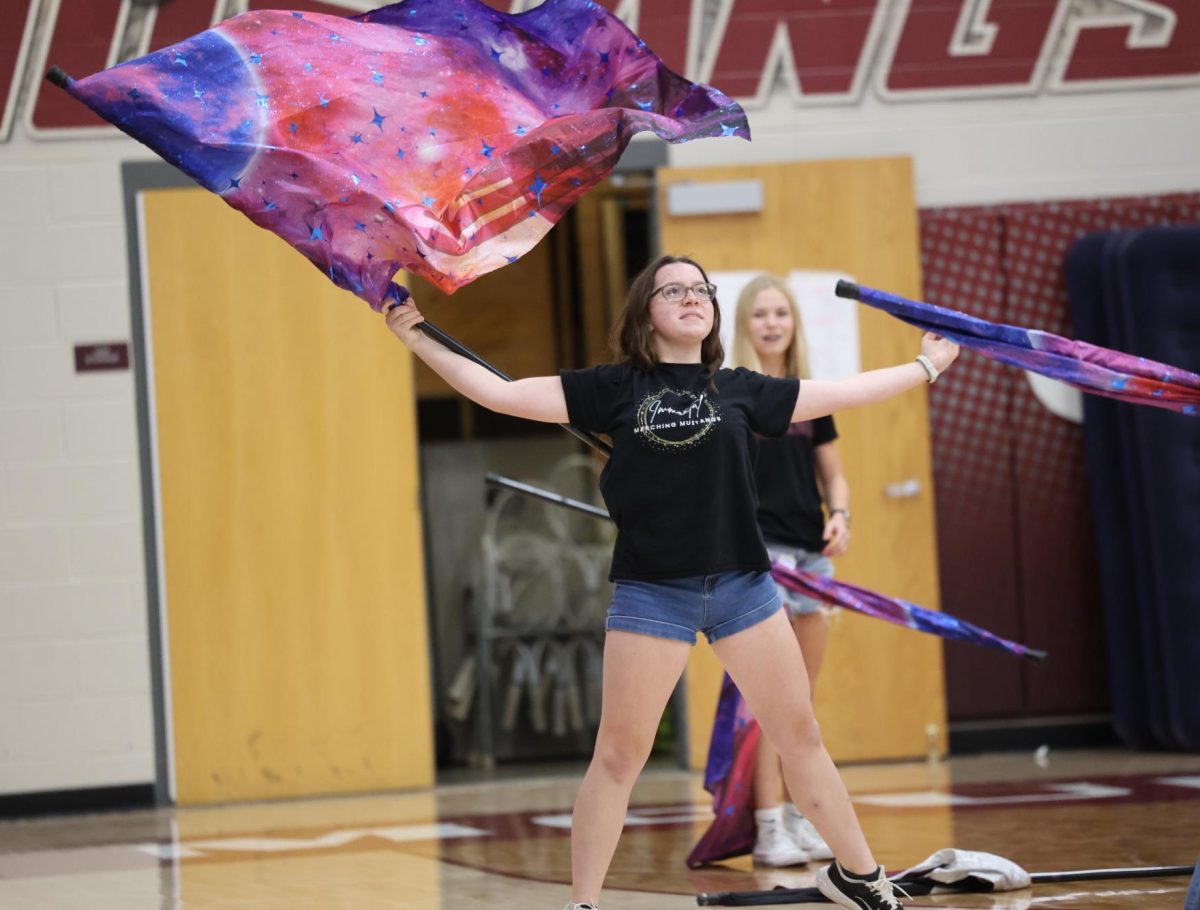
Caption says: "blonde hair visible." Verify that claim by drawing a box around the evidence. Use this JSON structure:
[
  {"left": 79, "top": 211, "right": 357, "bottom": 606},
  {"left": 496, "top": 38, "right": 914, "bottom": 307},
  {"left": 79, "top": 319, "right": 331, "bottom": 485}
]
[{"left": 730, "top": 274, "right": 810, "bottom": 379}]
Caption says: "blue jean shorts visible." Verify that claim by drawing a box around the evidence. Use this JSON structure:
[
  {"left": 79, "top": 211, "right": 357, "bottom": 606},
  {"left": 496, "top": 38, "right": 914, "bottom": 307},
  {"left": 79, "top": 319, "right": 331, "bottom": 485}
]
[
  {"left": 767, "top": 544, "right": 834, "bottom": 617},
  {"left": 607, "top": 571, "right": 781, "bottom": 645}
]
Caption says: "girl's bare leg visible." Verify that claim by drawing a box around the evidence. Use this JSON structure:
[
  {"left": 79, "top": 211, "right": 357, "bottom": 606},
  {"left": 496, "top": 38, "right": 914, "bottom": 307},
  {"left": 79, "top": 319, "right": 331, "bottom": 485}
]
[
  {"left": 754, "top": 610, "right": 830, "bottom": 808},
  {"left": 570, "top": 631, "right": 691, "bottom": 904},
  {"left": 713, "top": 610, "right": 875, "bottom": 874}
]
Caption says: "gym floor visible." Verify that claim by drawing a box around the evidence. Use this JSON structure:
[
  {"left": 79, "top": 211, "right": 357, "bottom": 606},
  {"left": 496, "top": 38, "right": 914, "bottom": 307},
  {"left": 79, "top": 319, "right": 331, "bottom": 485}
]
[{"left": 2, "top": 748, "right": 1197, "bottom": 909}]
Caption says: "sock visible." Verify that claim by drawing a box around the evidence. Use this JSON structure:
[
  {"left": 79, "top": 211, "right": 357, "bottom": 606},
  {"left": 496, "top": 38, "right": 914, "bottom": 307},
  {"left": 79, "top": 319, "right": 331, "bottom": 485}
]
[
  {"left": 838, "top": 862, "right": 881, "bottom": 881},
  {"left": 784, "top": 803, "right": 806, "bottom": 822},
  {"left": 754, "top": 806, "right": 784, "bottom": 827}
]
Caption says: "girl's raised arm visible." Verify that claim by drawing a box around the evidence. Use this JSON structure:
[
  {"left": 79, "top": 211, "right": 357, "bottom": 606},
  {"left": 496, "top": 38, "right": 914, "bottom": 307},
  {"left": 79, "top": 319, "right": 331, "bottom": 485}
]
[
  {"left": 385, "top": 300, "right": 570, "bottom": 424},
  {"left": 791, "top": 332, "right": 958, "bottom": 422}
]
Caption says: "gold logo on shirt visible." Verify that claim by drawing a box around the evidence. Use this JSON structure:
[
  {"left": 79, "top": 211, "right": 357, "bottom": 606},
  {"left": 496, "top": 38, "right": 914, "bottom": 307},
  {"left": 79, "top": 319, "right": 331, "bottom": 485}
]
[{"left": 634, "top": 389, "right": 721, "bottom": 450}]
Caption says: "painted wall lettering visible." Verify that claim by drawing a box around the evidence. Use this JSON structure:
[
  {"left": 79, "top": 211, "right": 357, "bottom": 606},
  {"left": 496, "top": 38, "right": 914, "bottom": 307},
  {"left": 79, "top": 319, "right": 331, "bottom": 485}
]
[
  {"left": 4, "top": 0, "right": 1200, "bottom": 142},
  {"left": 702, "top": 0, "right": 885, "bottom": 105},
  {"left": 878, "top": 0, "right": 1069, "bottom": 98},
  {"left": 1054, "top": 0, "right": 1200, "bottom": 89}
]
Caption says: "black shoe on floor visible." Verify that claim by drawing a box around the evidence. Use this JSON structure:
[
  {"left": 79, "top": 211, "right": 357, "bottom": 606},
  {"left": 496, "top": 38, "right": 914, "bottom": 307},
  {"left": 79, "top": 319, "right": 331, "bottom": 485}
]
[{"left": 815, "top": 862, "right": 908, "bottom": 909}]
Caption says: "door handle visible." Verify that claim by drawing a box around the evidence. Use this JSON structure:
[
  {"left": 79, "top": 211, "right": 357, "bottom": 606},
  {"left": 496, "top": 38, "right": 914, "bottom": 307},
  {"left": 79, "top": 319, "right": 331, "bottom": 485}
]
[{"left": 884, "top": 479, "right": 921, "bottom": 499}]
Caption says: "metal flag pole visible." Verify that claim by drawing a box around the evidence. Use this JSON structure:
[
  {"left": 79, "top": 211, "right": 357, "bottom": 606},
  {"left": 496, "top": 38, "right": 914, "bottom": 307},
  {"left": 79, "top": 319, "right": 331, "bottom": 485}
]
[
  {"left": 485, "top": 473, "right": 610, "bottom": 521},
  {"left": 695, "top": 864, "right": 1197, "bottom": 906}
]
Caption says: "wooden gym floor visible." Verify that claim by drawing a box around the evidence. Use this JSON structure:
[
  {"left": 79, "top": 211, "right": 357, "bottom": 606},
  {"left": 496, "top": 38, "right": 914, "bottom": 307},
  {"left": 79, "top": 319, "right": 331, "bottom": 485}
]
[{"left": 1, "top": 749, "right": 1197, "bottom": 909}]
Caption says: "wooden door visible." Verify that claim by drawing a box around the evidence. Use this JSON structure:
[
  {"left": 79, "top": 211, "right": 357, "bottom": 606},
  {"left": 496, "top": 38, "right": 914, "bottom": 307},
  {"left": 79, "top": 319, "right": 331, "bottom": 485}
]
[
  {"left": 658, "top": 157, "right": 948, "bottom": 765},
  {"left": 140, "top": 187, "right": 434, "bottom": 803}
]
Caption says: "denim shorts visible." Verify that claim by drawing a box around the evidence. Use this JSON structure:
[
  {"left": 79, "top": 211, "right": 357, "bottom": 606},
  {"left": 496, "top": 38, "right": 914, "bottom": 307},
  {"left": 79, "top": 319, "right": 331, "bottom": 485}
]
[
  {"left": 767, "top": 544, "right": 834, "bottom": 617},
  {"left": 607, "top": 571, "right": 781, "bottom": 645}
]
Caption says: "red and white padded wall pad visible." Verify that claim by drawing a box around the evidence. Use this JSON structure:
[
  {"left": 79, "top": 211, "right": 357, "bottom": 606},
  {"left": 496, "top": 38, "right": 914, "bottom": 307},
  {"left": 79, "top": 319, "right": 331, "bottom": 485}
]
[{"left": 917, "top": 193, "right": 1200, "bottom": 723}]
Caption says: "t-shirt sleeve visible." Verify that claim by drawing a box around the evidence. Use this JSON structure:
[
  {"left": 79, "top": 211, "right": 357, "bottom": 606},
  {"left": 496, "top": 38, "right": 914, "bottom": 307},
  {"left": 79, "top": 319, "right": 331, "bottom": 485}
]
[
  {"left": 736, "top": 368, "right": 800, "bottom": 437},
  {"left": 559, "top": 363, "right": 626, "bottom": 434},
  {"left": 813, "top": 415, "right": 839, "bottom": 447}
]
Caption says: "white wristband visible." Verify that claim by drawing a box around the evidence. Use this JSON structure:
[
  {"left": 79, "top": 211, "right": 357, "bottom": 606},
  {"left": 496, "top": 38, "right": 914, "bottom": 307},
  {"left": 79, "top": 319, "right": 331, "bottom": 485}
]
[{"left": 915, "top": 354, "right": 939, "bottom": 384}]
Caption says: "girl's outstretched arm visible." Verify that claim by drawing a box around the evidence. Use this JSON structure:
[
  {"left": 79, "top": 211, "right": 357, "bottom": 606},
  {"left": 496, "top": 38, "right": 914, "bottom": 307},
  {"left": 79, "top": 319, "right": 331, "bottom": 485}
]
[
  {"left": 814, "top": 442, "right": 851, "bottom": 558},
  {"left": 385, "top": 299, "right": 569, "bottom": 424},
  {"left": 792, "top": 333, "right": 959, "bottom": 422}
]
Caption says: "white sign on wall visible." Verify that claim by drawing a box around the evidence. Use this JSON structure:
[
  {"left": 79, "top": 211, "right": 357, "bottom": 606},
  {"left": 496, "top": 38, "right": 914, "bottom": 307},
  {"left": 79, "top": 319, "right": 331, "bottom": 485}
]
[{"left": 711, "top": 270, "right": 861, "bottom": 380}]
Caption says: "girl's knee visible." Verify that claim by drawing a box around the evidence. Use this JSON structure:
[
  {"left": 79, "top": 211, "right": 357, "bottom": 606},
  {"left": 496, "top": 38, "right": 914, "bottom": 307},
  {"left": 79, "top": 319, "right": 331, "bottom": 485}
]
[
  {"left": 591, "top": 729, "right": 652, "bottom": 784},
  {"left": 764, "top": 712, "right": 823, "bottom": 754}
]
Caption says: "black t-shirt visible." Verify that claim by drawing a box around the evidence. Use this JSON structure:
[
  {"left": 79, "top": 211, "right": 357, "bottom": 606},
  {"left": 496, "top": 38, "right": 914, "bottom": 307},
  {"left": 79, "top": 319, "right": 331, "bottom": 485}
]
[
  {"left": 755, "top": 416, "right": 838, "bottom": 553},
  {"left": 560, "top": 361, "right": 799, "bottom": 580}
]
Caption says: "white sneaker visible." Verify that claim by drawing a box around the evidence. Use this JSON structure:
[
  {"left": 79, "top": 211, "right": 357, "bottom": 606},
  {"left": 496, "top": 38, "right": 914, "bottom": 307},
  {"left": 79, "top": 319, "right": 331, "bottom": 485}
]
[
  {"left": 752, "top": 821, "right": 809, "bottom": 867},
  {"left": 785, "top": 808, "right": 834, "bottom": 861},
  {"left": 563, "top": 903, "right": 598, "bottom": 910}
]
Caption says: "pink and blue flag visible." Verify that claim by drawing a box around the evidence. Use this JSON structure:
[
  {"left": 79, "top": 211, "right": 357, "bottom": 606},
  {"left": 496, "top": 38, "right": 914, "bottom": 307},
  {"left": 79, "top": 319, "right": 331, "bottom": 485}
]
[
  {"left": 687, "top": 562, "right": 1042, "bottom": 869},
  {"left": 58, "top": 0, "right": 748, "bottom": 307},
  {"left": 772, "top": 562, "right": 1045, "bottom": 663},
  {"left": 837, "top": 281, "right": 1200, "bottom": 415},
  {"left": 688, "top": 670, "right": 764, "bottom": 870}
]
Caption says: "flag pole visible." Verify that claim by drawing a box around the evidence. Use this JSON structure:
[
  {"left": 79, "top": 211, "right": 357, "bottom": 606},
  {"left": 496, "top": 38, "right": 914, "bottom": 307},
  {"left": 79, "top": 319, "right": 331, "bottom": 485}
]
[
  {"left": 421, "top": 316, "right": 612, "bottom": 455},
  {"left": 485, "top": 473, "right": 610, "bottom": 520},
  {"left": 386, "top": 295, "right": 612, "bottom": 456},
  {"left": 696, "top": 865, "right": 1196, "bottom": 906}
]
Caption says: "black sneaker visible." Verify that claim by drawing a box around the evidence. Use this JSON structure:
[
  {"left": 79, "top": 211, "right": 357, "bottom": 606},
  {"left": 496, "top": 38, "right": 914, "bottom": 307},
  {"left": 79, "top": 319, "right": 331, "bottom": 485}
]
[{"left": 816, "top": 863, "right": 909, "bottom": 909}]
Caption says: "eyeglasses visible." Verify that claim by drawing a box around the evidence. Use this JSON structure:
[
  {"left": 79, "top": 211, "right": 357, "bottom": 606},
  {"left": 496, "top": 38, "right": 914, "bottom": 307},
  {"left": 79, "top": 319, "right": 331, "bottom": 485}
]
[{"left": 651, "top": 282, "right": 717, "bottom": 303}]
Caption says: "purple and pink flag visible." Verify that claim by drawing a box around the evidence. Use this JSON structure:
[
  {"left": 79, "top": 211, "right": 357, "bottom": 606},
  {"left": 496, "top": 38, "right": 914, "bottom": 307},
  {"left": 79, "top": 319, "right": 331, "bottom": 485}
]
[
  {"left": 772, "top": 562, "right": 1046, "bottom": 663},
  {"left": 59, "top": 0, "right": 748, "bottom": 307},
  {"left": 687, "top": 562, "right": 1043, "bottom": 869},
  {"left": 838, "top": 281, "right": 1200, "bottom": 416}
]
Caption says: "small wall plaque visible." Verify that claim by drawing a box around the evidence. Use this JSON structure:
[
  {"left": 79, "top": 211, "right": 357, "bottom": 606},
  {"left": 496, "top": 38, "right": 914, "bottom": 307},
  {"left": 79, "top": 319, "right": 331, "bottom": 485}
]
[{"left": 74, "top": 342, "right": 130, "bottom": 373}]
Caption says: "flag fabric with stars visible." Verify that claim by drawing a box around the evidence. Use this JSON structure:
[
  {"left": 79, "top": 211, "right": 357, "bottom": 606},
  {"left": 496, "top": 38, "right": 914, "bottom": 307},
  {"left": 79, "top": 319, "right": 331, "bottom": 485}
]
[
  {"left": 770, "top": 562, "right": 1045, "bottom": 660},
  {"left": 60, "top": 0, "right": 749, "bottom": 309},
  {"left": 845, "top": 283, "right": 1200, "bottom": 415},
  {"left": 686, "top": 561, "right": 1044, "bottom": 869}
]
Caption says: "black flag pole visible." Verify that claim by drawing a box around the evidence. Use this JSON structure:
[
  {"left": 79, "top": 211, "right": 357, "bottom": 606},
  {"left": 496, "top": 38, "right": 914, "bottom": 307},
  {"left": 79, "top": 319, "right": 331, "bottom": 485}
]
[
  {"left": 485, "top": 473, "right": 611, "bottom": 521},
  {"left": 695, "top": 864, "right": 1197, "bottom": 906},
  {"left": 410, "top": 317, "right": 611, "bottom": 457}
]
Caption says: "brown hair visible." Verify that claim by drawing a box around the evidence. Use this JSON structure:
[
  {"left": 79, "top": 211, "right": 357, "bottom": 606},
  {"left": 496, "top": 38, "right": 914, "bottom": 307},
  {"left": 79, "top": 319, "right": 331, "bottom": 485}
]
[
  {"left": 609, "top": 255, "right": 724, "bottom": 377},
  {"left": 730, "top": 273, "right": 810, "bottom": 379}
]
